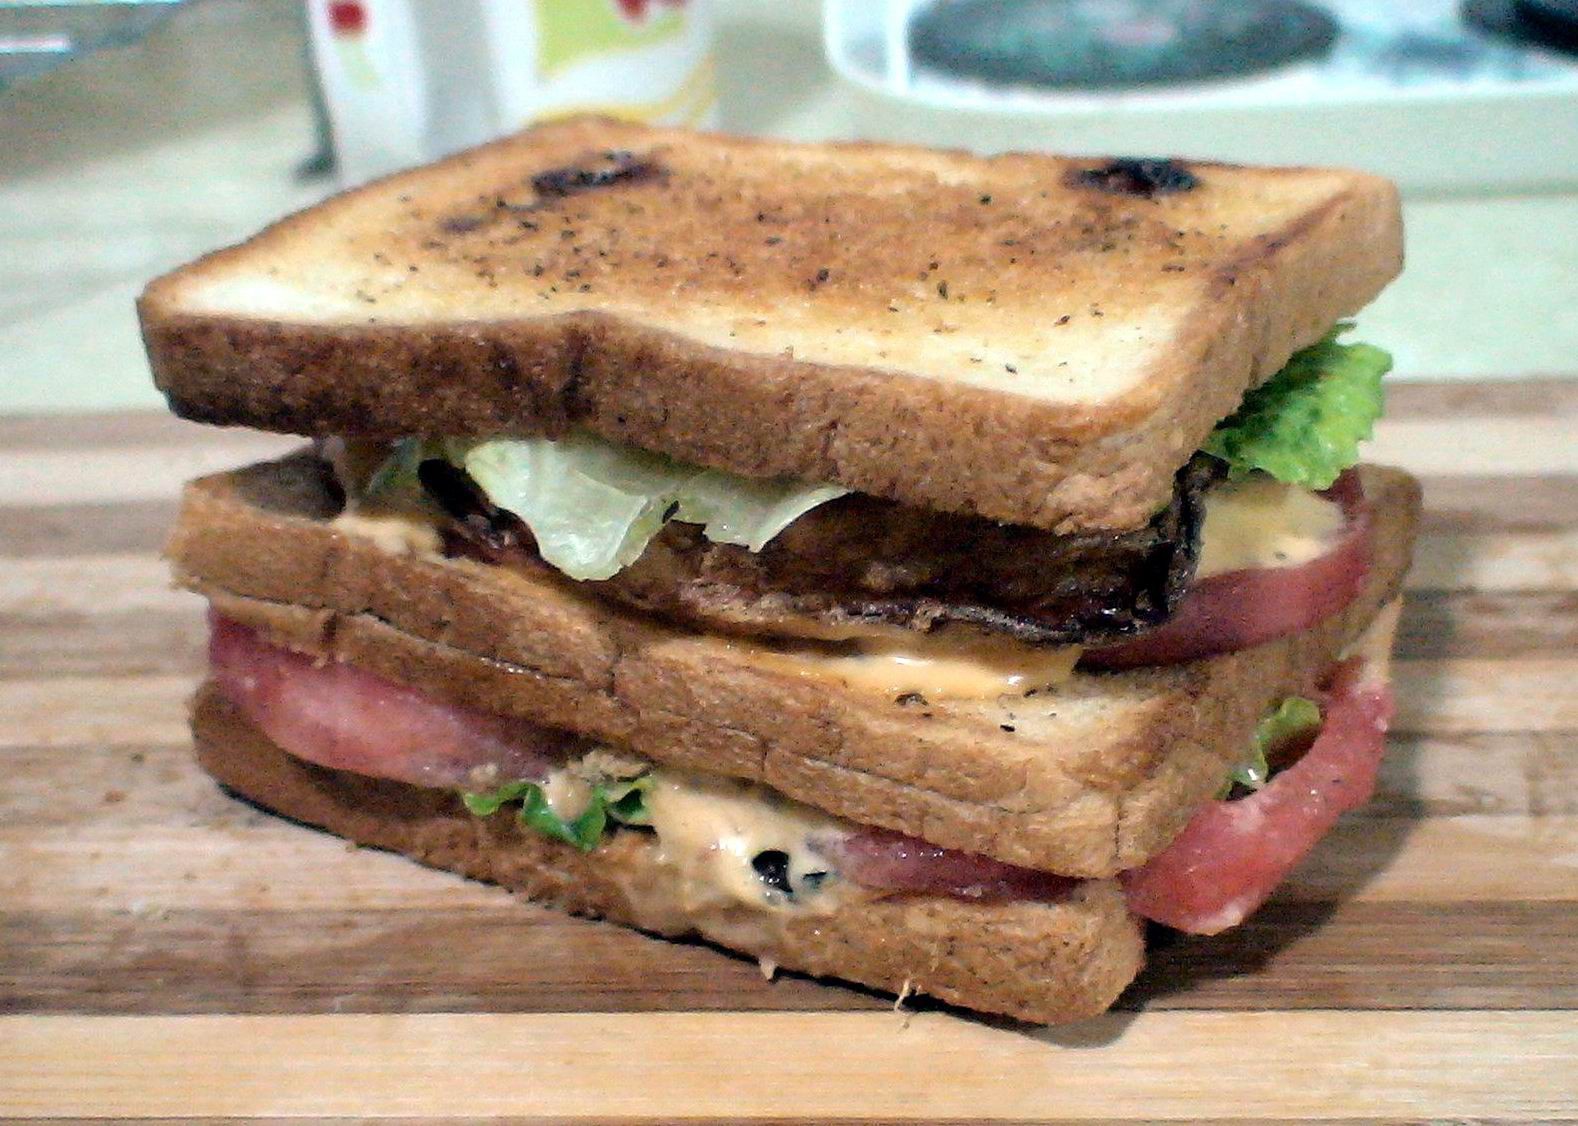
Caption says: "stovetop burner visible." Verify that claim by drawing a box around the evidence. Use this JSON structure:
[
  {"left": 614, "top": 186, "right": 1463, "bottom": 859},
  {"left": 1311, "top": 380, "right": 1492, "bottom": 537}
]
[
  {"left": 1464, "top": 0, "right": 1578, "bottom": 53},
  {"left": 908, "top": 0, "right": 1340, "bottom": 89}
]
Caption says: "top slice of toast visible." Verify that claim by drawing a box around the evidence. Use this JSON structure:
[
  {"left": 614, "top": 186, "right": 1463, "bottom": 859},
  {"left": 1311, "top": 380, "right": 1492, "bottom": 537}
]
[{"left": 140, "top": 118, "right": 1401, "bottom": 531}]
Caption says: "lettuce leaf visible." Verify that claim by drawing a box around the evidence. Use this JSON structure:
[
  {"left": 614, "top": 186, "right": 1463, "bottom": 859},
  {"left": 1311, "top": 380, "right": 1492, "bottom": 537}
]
[
  {"left": 1224, "top": 696, "right": 1323, "bottom": 796},
  {"left": 673, "top": 470, "right": 848, "bottom": 552},
  {"left": 598, "top": 777, "right": 653, "bottom": 826},
  {"left": 362, "top": 437, "right": 433, "bottom": 501},
  {"left": 1203, "top": 325, "right": 1390, "bottom": 489},
  {"left": 456, "top": 432, "right": 848, "bottom": 580},
  {"left": 462, "top": 774, "right": 652, "bottom": 851}
]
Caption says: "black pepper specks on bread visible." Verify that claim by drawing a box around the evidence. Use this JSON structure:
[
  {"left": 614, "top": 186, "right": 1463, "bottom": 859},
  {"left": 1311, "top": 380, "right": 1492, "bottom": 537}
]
[
  {"left": 168, "top": 453, "right": 1421, "bottom": 878},
  {"left": 140, "top": 118, "right": 1402, "bottom": 532},
  {"left": 193, "top": 685, "right": 1146, "bottom": 1025}
]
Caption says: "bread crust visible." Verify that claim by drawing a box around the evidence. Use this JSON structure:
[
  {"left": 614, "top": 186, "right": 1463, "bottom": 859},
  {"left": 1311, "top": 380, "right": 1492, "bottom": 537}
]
[
  {"left": 192, "top": 686, "right": 1145, "bottom": 1025},
  {"left": 168, "top": 454, "right": 1420, "bottom": 877},
  {"left": 139, "top": 118, "right": 1402, "bottom": 532}
]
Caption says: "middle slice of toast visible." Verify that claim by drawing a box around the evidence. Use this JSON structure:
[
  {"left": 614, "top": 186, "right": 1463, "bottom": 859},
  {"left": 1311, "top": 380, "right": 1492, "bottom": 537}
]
[{"left": 169, "top": 452, "right": 1420, "bottom": 878}]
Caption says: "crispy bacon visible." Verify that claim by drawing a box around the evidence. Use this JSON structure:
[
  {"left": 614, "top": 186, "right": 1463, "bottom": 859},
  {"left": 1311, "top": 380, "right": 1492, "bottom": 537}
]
[{"left": 422, "top": 456, "right": 1219, "bottom": 647}]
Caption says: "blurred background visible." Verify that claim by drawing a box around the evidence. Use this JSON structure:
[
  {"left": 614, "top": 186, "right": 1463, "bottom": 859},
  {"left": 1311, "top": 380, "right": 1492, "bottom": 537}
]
[{"left": 1, "top": 0, "right": 1575, "bottom": 412}]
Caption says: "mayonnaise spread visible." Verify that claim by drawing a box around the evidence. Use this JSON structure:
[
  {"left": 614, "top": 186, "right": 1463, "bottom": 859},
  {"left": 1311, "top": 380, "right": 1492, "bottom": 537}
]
[
  {"left": 752, "top": 635, "right": 1082, "bottom": 700},
  {"left": 1196, "top": 476, "right": 1346, "bottom": 579}
]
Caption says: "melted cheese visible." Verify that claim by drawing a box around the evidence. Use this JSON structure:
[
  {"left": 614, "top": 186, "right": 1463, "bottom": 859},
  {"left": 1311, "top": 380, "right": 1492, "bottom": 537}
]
[
  {"left": 752, "top": 635, "right": 1082, "bottom": 700},
  {"left": 643, "top": 771, "right": 849, "bottom": 914},
  {"left": 1196, "top": 476, "right": 1346, "bottom": 579}
]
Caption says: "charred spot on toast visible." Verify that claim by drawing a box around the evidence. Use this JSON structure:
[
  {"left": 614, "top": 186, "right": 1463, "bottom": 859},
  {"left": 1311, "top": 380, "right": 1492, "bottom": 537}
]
[
  {"left": 437, "top": 214, "right": 487, "bottom": 235},
  {"left": 1070, "top": 159, "right": 1199, "bottom": 199},
  {"left": 531, "top": 150, "right": 665, "bottom": 200},
  {"left": 433, "top": 151, "right": 665, "bottom": 235}
]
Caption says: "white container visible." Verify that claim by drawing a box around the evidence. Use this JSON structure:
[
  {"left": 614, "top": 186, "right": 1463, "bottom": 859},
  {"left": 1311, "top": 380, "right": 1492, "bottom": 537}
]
[
  {"left": 824, "top": 0, "right": 1578, "bottom": 194},
  {"left": 308, "top": 0, "right": 716, "bottom": 186}
]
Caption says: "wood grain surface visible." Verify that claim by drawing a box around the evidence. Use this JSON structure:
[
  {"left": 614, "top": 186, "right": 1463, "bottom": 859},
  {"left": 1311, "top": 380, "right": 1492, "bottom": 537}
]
[{"left": 1, "top": 382, "right": 1575, "bottom": 1122}]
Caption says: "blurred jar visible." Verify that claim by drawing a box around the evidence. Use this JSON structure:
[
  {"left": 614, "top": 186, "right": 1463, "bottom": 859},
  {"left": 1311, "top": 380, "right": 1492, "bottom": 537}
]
[{"left": 307, "top": 0, "right": 715, "bottom": 185}]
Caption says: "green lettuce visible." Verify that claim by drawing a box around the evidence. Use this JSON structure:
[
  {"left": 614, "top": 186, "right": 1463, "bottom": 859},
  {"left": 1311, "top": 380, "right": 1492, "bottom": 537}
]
[
  {"left": 1203, "top": 325, "right": 1390, "bottom": 490},
  {"left": 463, "top": 774, "right": 651, "bottom": 852},
  {"left": 1224, "top": 696, "right": 1323, "bottom": 796},
  {"left": 456, "top": 433, "right": 848, "bottom": 581},
  {"left": 362, "top": 437, "right": 429, "bottom": 501}
]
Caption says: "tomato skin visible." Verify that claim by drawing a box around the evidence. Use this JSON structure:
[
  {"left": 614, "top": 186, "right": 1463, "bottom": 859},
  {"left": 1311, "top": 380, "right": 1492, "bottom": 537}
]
[
  {"left": 1120, "top": 657, "right": 1393, "bottom": 934},
  {"left": 209, "top": 612, "right": 1391, "bottom": 930},
  {"left": 208, "top": 612, "right": 571, "bottom": 788},
  {"left": 820, "top": 828, "right": 1076, "bottom": 901},
  {"left": 1084, "top": 471, "right": 1372, "bottom": 670}
]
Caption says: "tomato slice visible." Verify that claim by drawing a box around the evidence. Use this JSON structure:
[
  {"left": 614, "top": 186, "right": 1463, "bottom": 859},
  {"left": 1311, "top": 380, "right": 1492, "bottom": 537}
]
[
  {"left": 208, "top": 612, "right": 573, "bottom": 788},
  {"left": 1120, "top": 657, "right": 1393, "bottom": 934},
  {"left": 209, "top": 612, "right": 1390, "bottom": 928},
  {"left": 819, "top": 828, "right": 1077, "bottom": 901},
  {"left": 1084, "top": 471, "right": 1372, "bottom": 669}
]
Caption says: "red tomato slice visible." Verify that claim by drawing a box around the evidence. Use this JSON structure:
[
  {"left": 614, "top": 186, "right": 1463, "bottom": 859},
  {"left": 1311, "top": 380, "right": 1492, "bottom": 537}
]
[
  {"left": 1084, "top": 471, "right": 1372, "bottom": 670},
  {"left": 1120, "top": 657, "right": 1393, "bottom": 934},
  {"left": 208, "top": 612, "right": 572, "bottom": 788}
]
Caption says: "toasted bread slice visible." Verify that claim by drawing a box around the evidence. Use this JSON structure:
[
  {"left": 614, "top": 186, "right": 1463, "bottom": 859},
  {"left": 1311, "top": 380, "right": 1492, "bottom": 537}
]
[
  {"left": 193, "top": 685, "right": 1145, "bottom": 1025},
  {"left": 140, "top": 119, "right": 1401, "bottom": 532},
  {"left": 168, "top": 453, "right": 1420, "bottom": 877}
]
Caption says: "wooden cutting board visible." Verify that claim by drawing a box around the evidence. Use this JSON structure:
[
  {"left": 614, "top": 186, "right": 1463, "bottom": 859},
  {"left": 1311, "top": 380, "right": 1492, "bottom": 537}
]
[{"left": 2, "top": 381, "right": 1575, "bottom": 1122}]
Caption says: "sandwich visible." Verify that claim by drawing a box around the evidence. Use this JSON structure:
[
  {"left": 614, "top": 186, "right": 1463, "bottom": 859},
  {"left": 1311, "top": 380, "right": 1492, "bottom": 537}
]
[{"left": 138, "top": 118, "right": 1420, "bottom": 1024}]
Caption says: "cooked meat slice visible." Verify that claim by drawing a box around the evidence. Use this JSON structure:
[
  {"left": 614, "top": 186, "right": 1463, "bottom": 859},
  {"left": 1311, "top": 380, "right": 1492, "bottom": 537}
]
[{"left": 423, "top": 456, "right": 1217, "bottom": 646}]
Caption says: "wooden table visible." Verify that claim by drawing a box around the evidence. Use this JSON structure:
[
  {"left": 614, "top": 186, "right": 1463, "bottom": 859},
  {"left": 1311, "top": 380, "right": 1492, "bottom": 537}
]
[{"left": 2, "top": 381, "right": 1575, "bottom": 1122}]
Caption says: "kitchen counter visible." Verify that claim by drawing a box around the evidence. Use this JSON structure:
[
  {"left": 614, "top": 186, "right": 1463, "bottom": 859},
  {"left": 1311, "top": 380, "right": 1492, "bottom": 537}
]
[{"left": 1, "top": 0, "right": 1576, "bottom": 414}]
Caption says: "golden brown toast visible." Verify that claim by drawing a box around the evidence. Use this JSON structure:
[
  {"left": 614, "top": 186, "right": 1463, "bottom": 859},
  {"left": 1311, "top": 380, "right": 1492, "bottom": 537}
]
[
  {"left": 140, "top": 118, "right": 1402, "bottom": 532},
  {"left": 168, "top": 453, "right": 1420, "bottom": 878},
  {"left": 193, "top": 685, "right": 1145, "bottom": 1025}
]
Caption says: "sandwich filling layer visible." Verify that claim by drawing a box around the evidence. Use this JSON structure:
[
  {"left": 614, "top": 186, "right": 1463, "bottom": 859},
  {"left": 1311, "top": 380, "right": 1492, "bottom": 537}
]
[
  {"left": 328, "top": 442, "right": 1369, "bottom": 696},
  {"left": 207, "top": 606, "right": 1398, "bottom": 935},
  {"left": 319, "top": 322, "right": 1388, "bottom": 658},
  {"left": 329, "top": 436, "right": 1215, "bottom": 648}
]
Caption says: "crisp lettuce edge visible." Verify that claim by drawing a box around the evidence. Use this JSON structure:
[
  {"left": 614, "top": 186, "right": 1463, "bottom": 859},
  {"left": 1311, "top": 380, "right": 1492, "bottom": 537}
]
[
  {"left": 463, "top": 775, "right": 652, "bottom": 852},
  {"left": 1222, "top": 696, "right": 1323, "bottom": 797},
  {"left": 1203, "top": 324, "right": 1391, "bottom": 490},
  {"left": 457, "top": 433, "right": 850, "bottom": 581}
]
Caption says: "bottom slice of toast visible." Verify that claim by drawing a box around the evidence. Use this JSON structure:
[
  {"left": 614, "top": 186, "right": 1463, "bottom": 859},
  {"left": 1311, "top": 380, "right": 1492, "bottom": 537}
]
[{"left": 193, "top": 684, "right": 1145, "bottom": 1025}]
